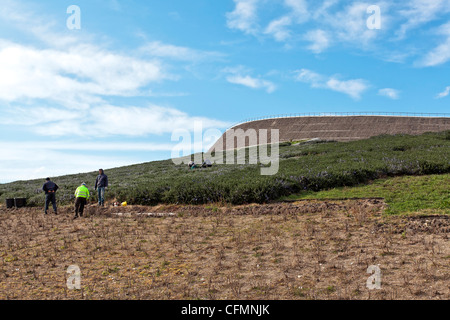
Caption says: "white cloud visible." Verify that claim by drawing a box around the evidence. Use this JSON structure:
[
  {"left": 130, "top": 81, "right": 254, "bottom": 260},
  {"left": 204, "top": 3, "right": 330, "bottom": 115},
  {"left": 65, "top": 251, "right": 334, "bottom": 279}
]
[
  {"left": 226, "top": 0, "right": 310, "bottom": 39},
  {"left": 323, "top": 2, "right": 380, "bottom": 47},
  {"left": 295, "top": 69, "right": 323, "bottom": 86},
  {"left": 397, "top": 0, "right": 450, "bottom": 38},
  {"left": 264, "top": 0, "right": 310, "bottom": 42},
  {"left": 295, "top": 68, "right": 369, "bottom": 99},
  {"left": 304, "top": 29, "right": 330, "bottom": 53},
  {"left": 226, "top": 0, "right": 260, "bottom": 35},
  {"left": 264, "top": 16, "right": 293, "bottom": 42},
  {"left": 226, "top": 1, "right": 383, "bottom": 51},
  {"left": 86, "top": 105, "right": 229, "bottom": 136},
  {"left": 223, "top": 0, "right": 450, "bottom": 63},
  {"left": 224, "top": 66, "right": 276, "bottom": 93},
  {"left": 0, "top": 1, "right": 85, "bottom": 48},
  {"left": 378, "top": 88, "right": 400, "bottom": 99},
  {"left": 1, "top": 104, "right": 230, "bottom": 137},
  {"left": 227, "top": 75, "right": 276, "bottom": 93},
  {"left": 436, "top": 86, "right": 450, "bottom": 98},
  {"left": 326, "top": 78, "right": 369, "bottom": 100},
  {"left": 140, "top": 41, "right": 223, "bottom": 61},
  {"left": 417, "top": 22, "right": 450, "bottom": 67},
  {"left": 0, "top": 41, "right": 166, "bottom": 105},
  {"left": 284, "top": 0, "right": 309, "bottom": 22},
  {"left": 419, "top": 39, "right": 450, "bottom": 66},
  {"left": 312, "top": 0, "right": 340, "bottom": 20}
]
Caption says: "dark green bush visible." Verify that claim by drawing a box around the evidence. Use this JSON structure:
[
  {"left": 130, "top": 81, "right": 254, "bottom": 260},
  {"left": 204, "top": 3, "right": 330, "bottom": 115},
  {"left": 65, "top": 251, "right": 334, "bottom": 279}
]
[{"left": 445, "top": 131, "right": 450, "bottom": 140}]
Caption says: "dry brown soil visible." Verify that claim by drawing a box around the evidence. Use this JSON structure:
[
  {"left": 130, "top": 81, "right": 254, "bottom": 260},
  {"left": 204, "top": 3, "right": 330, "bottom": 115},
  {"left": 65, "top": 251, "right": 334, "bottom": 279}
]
[{"left": 0, "top": 199, "right": 448, "bottom": 300}]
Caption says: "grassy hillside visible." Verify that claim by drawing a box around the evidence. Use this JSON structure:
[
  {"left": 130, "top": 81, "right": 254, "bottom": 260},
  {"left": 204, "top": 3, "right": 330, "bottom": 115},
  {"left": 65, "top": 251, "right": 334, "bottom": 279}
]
[
  {"left": 283, "top": 174, "right": 450, "bottom": 214},
  {"left": 0, "top": 131, "right": 449, "bottom": 208}
]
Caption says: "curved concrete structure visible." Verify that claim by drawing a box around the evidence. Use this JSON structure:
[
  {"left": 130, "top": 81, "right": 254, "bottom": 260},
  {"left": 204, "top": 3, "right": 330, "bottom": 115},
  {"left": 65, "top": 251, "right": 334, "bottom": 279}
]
[{"left": 210, "top": 115, "right": 450, "bottom": 151}]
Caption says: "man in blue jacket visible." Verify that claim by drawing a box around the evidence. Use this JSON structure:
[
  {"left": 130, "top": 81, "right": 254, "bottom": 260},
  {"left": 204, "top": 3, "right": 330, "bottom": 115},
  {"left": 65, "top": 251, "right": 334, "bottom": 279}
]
[
  {"left": 42, "top": 177, "right": 59, "bottom": 215},
  {"left": 94, "top": 169, "right": 108, "bottom": 207}
]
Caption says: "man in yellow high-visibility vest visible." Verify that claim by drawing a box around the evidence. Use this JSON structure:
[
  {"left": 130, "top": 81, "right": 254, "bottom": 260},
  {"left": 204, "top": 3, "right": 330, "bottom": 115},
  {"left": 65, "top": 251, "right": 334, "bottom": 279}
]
[{"left": 74, "top": 183, "right": 90, "bottom": 220}]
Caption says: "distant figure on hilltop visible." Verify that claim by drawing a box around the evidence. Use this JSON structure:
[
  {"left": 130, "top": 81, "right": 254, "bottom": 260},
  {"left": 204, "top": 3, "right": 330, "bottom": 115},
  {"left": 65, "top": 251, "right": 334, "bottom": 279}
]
[
  {"left": 94, "top": 169, "right": 108, "bottom": 207},
  {"left": 42, "top": 177, "right": 59, "bottom": 215}
]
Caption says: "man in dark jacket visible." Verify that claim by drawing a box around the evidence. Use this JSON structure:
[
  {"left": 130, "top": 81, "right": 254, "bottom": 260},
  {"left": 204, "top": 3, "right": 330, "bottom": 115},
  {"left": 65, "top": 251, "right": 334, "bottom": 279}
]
[
  {"left": 94, "top": 169, "right": 108, "bottom": 206},
  {"left": 42, "top": 177, "right": 59, "bottom": 215}
]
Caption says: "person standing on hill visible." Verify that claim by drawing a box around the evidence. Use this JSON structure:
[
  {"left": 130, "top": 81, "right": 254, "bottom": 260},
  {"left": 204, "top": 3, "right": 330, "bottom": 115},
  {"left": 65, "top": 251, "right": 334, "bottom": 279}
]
[
  {"left": 74, "top": 183, "right": 90, "bottom": 220},
  {"left": 94, "top": 169, "right": 108, "bottom": 207},
  {"left": 42, "top": 177, "right": 59, "bottom": 215}
]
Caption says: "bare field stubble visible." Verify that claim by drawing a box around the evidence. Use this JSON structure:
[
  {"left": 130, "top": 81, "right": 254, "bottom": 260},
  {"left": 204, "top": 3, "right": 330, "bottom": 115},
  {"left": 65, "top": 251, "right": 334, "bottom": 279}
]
[{"left": 0, "top": 200, "right": 448, "bottom": 300}]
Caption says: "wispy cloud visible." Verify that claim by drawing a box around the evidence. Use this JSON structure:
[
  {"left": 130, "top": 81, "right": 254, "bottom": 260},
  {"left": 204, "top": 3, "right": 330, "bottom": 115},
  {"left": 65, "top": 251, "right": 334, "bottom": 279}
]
[
  {"left": 226, "top": 0, "right": 260, "bottom": 35},
  {"left": 0, "top": 0, "right": 86, "bottom": 48},
  {"left": 264, "top": 16, "right": 293, "bottom": 42},
  {"left": 263, "top": 0, "right": 309, "bottom": 42},
  {"left": 0, "top": 41, "right": 167, "bottom": 105},
  {"left": 326, "top": 78, "right": 369, "bottom": 100},
  {"left": 416, "top": 22, "right": 450, "bottom": 67},
  {"left": 318, "top": 2, "right": 381, "bottom": 48},
  {"left": 295, "top": 69, "right": 323, "bottom": 85},
  {"left": 0, "top": 2, "right": 175, "bottom": 113},
  {"left": 227, "top": 75, "right": 276, "bottom": 93},
  {"left": 224, "top": 0, "right": 450, "bottom": 68},
  {"left": 139, "top": 41, "right": 224, "bottom": 62},
  {"left": 397, "top": 0, "right": 450, "bottom": 39},
  {"left": 436, "top": 86, "right": 450, "bottom": 98},
  {"left": 223, "top": 66, "right": 276, "bottom": 93},
  {"left": 419, "top": 39, "right": 450, "bottom": 67},
  {"left": 378, "top": 88, "right": 400, "bottom": 99},
  {"left": 228, "top": 0, "right": 383, "bottom": 51},
  {"left": 295, "top": 69, "right": 369, "bottom": 99},
  {"left": 1, "top": 104, "right": 230, "bottom": 137},
  {"left": 285, "top": 0, "right": 309, "bottom": 22},
  {"left": 304, "top": 29, "right": 330, "bottom": 53}
]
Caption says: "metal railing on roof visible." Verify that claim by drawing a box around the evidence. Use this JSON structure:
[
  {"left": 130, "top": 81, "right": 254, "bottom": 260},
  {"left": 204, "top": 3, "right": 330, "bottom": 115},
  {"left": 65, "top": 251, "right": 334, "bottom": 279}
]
[{"left": 228, "top": 111, "right": 450, "bottom": 129}]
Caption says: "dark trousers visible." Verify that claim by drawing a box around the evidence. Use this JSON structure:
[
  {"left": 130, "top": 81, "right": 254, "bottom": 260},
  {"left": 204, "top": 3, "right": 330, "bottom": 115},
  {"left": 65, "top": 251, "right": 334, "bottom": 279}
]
[
  {"left": 75, "top": 197, "right": 87, "bottom": 217},
  {"left": 45, "top": 193, "right": 57, "bottom": 213}
]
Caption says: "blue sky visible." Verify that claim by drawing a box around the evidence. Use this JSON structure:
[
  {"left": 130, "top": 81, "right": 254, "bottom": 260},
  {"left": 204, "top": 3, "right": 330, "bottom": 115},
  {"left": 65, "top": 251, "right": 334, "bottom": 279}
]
[{"left": 0, "top": 0, "right": 449, "bottom": 182}]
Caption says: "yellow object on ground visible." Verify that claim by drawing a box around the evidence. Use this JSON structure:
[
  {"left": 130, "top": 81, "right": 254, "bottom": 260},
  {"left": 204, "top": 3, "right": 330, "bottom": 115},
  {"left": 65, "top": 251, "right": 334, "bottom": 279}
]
[{"left": 121, "top": 201, "right": 127, "bottom": 207}]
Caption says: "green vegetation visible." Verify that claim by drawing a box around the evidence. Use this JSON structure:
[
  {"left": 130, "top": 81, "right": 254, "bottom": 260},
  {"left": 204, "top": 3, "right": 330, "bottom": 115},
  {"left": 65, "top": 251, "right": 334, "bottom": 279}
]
[
  {"left": 283, "top": 174, "right": 450, "bottom": 214},
  {"left": 0, "top": 131, "right": 449, "bottom": 208}
]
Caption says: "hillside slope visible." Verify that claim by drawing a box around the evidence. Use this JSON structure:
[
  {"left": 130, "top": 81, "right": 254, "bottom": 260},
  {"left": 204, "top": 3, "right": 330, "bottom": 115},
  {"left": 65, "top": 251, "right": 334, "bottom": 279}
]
[{"left": 0, "top": 131, "right": 449, "bottom": 207}]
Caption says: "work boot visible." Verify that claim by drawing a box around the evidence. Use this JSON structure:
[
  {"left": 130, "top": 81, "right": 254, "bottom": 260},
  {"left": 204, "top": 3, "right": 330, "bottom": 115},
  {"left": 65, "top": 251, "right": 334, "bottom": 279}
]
[{"left": 73, "top": 215, "right": 78, "bottom": 220}]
